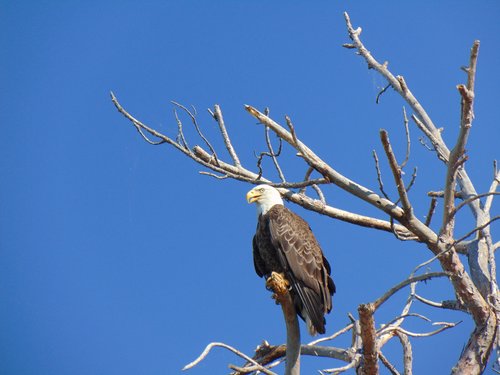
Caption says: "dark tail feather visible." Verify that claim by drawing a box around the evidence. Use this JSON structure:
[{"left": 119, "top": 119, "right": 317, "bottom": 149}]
[{"left": 291, "top": 281, "right": 325, "bottom": 335}]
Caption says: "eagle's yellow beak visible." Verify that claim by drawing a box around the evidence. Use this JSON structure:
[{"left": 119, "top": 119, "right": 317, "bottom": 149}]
[{"left": 246, "top": 189, "right": 261, "bottom": 204}]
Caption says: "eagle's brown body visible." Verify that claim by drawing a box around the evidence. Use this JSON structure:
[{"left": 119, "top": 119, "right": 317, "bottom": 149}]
[{"left": 252, "top": 204, "right": 335, "bottom": 335}]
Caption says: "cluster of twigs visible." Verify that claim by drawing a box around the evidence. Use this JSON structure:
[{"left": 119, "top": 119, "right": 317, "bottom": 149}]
[
  {"left": 183, "top": 269, "right": 458, "bottom": 375},
  {"left": 112, "top": 12, "right": 499, "bottom": 375}
]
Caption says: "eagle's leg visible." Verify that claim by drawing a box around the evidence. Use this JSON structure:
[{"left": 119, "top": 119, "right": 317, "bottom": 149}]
[{"left": 266, "top": 272, "right": 290, "bottom": 303}]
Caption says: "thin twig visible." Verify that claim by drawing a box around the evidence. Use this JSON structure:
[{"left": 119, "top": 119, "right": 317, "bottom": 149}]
[
  {"left": 405, "top": 167, "right": 418, "bottom": 193},
  {"left": 388, "top": 216, "right": 419, "bottom": 241},
  {"left": 322, "top": 359, "right": 358, "bottom": 374},
  {"left": 173, "top": 108, "right": 189, "bottom": 149},
  {"left": 393, "top": 321, "right": 460, "bottom": 338},
  {"left": 232, "top": 343, "right": 352, "bottom": 374},
  {"left": 413, "top": 294, "right": 466, "bottom": 312},
  {"left": 451, "top": 192, "right": 500, "bottom": 220},
  {"left": 284, "top": 115, "right": 308, "bottom": 160},
  {"left": 183, "top": 342, "right": 277, "bottom": 375},
  {"left": 373, "top": 272, "right": 450, "bottom": 310},
  {"left": 299, "top": 166, "right": 315, "bottom": 195},
  {"left": 135, "top": 125, "right": 166, "bottom": 145},
  {"left": 419, "top": 137, "right": 435, "bottom": 151},
  {"left": 345, "top": 12, "right": 485, "bottom": 228},
  {"left": 199, "top": 171, "right": 229, "bottom": 179},
  {"left": 380, "top": 129, "right": 413, "bottom": 217},
  {"left": 111, "top": 92, "right": 189, "bottom": 154},
  {"left": 172, "top": 101, "right": 220, "bottom": 166},
  {"left": 245, "top": 105, "right": 416, "bottom": 228},
  {"left": 312, "top": 185, "right": 326, "bottom": 204},
  {"left": 378, "top": 351, "right": 401, "bottom": 375},
  {"left": 452, "top": 216, "right": 500, "bottom": 247},
  {"left": 264, "top": 126, "right": 286, "bottom": 182},
  {"left": 213, "top": 104, "right": 242, "bottom": 168},
  {"left": 373, "top": 149, "right": 390, "bottom": 199},
  {"left": 441, "top": 43, "right": 479, "bottom": 239},
  {"left": 255, "top": 150, "right": 268, "bottom": 179},
  {"left": 424, "top": 198, "right": 438, "bottom": 227},
  {"left": 376, "top": 83, "right": 391, "bottom": 104},
  {"left": 308, "top": 323, "right": 354, "bottom": 346},
  {"left": 401, "top": 106, "right": 411, "bottom": 169},
  {"left": 378, "top": 313, "right": 431, "bottom": 333},
  {"left": 427, "top": 191, "right": 465, "bottom": 199},
  {"left": 484, "top": 160, "right": 499, "bottom": 212}
]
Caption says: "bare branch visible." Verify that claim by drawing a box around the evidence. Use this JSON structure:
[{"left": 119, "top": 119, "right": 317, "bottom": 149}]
[
  {"left": 312, "top": 185, "right": 326, "bottom": 204},
  {"left": 441, "top": 42, "right": 479, "bottom": 240},
  {"left": 411, "top": 247, "right": 454, "bottom": 277},
  {"left": 405, "top": 167, "right": 418, "bottom": 194},
  {"left": 229, "top": 363, "right": 268, "bottom": 374},
  {"left": 372, "top": 150, "right": 390, "bottom": 200},
  {"left": 244, "top": 106, "right": 423, "bottom": 241},
  {"left": 454, "top": 239, "right": 475, "bottom": 255},
  {"left": 199, "top": 171, "right": 229, "bottom": 179},
  {"left": 378, "top": 351, "right": 401, "bottom": 375},
  {"left": 198, "top": 143, "right": 417, "bottom": 235},
  {"left": 393, "top": 321, "right": 460, "bottom": 338},
  {"left": 330, "top": 24, "right": 500, "bottom": 344},
  {"left": 441, "top": 75, "right": 476, "bottom": 238},
  {"left": 183, "top": 342, "right": 277, "bottom": 375},
  {"left": 111, "top": 92, "right": 189, "bottom": 154},
  {"left": 373, "top": 272, "right": 450, "bottom": 310},
  {"left": 424, "top": 197, "right": 437, "bottom": 227},
  {"left": 172, "top": 101, "right": 220, "bottom": 166},
  {"left": 213, "top": 104, "right": 241, "bottom": 168},
  {"left": 322, "top": 359, "right": 358, "bottom": 374},
  {"left": 379, "top": 313, "right": 431, "bottom": 332},
  {"left": 114, "top": 15, "right": 498, "bottom": 375},
  {"left": 427, "top": 190, "right": 465, "bottom": 199},
  {"left": 400, "top": 107, "right": 411, "bottom": 170},
  {"left": 299, "top": 166, "right": 314, "bottom": 195},
  {"left": 275, "top": 179, "right": 329, "bottom": 189},
  {"left": 284, "top": 115, "right": 309, "bottom": 162},
  {"left": 413, "top": 294, "right": 467, "bottom": 313},
  {"left": 266, "top": 272, "right": 300, "bottom": 375},
  {"left": 452, "top": 216, "right": 500, "bottom": 247},
  {"left": 264, "top": 126, "right": 286, "bottom": 182},
  {"left": 358, "top": 303, "right": 379, "bottom": 375},
  {"left": 389, "top": 217, "right": 419, "bottom": 242},
  {"left": 193, "top": 145, "right": 327, "bottom": 189},
  {"left": 380, "top": 129, "right": 413, "bottom": 217},
  {"left": 301, "top": 345, "right": 352, "bottom": 362},
  {"left": 465, "top": 40, "right": 480, "bottom": 94},
  {"left": 345, "top": 12, "right": 484, "bottom": 224},
  {"left": 308, "top": 323, "right": 354, "bottom": 346},
  {"left": 173, "top": 108, "right": 189, "bottom": 149},
  {"left": 375, "top": 83, "right": 391, "bottom": 104},
  {"left": 418, "top": 137, "right": 435, "bottom": 152},
  {"left": 233, "top": 342, "right": 352, "bottom": 375},
  {"left": 395, "top": 331, "right": 413, "bottom": 375},
  {"left": 255, "top": 150, "right": 267, "bottom": 180},
  {"left": 451, "top": 192, "right": 500, "bottom": 220},
  {"left": 484, "top": 160, "right": 500, "bottom": 212}
]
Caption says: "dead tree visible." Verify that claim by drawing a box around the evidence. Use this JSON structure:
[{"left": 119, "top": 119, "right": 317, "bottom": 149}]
[{"left": 111, "top": 12, "right": 499, "bottom": 375}]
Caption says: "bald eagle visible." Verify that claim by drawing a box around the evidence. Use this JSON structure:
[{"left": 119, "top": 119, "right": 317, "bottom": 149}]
[{"left": 247, "top": 184, "right": 335, "bottom": 336}]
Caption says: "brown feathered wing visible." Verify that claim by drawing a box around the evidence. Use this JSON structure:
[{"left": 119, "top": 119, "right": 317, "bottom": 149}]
[{"left": 253, "top": 205, "right": 335, "bottom": 335}]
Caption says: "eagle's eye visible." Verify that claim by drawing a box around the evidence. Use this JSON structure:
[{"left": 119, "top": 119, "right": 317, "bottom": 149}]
[{"left": 259, "top": 188, "right": 265, "bottom": 192}]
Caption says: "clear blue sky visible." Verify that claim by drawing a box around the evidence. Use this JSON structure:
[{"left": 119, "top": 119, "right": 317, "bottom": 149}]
[{"left": 1, "top": 1, "right": 499, "bottom": 374}]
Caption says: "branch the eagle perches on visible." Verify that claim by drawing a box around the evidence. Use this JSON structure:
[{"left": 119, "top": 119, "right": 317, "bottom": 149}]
[{"left": 112, "top": 12, "right": 499, "bottom": 375}]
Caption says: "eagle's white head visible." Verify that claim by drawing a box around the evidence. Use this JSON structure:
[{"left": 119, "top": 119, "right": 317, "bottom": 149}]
[{"left": 246, "top": 184, "right": 284, "bottom": 216}]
